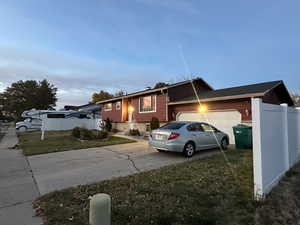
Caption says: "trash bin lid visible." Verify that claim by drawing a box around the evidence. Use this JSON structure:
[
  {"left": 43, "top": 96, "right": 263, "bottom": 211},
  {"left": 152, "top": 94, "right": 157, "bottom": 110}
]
[{"left": 233, "top": 124, "right": 251, "bottom": 129}]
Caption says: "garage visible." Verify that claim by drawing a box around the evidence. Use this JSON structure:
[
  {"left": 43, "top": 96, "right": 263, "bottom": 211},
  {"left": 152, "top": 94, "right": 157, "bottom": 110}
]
[{"left": 176, "top": 110, "right": 242, "bottom": 144}]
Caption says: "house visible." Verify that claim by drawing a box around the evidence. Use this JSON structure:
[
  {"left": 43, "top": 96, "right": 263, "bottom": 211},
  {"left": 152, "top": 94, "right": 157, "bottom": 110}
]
[{"left": 98, "top": 78, "right": 293, "bottom": 143}]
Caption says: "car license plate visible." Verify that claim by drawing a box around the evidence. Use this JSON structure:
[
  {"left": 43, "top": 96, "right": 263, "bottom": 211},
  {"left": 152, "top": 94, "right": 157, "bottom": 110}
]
[{"left": 155, "top": 134, "right": 164, "bottom": 140}]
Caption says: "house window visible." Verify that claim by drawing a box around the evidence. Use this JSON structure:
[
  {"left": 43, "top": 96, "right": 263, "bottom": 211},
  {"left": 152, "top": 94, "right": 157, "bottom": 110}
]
[
  {"left": 139, "top": 95, "right": 156, "bottom": 113},
  {"left": 104, "top": 103, "right": 112, "bottom": 111},
  {"left": 116, "top": 101, "right": 121, "bottom": 110}
]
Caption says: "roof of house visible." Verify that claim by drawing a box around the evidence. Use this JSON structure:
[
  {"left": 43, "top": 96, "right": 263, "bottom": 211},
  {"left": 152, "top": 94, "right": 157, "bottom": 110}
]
[
  {"left": 96, "top": 77, "right": 212, "bottom": 104},
  {"left": 168, "top": 80, "right": 294, "bottom": 105}
]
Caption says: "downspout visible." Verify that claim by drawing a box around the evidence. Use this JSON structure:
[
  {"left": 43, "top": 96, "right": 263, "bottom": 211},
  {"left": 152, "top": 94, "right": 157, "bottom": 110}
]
[{"left": 163, "top": 89, "right": 169, "bottom": 122}]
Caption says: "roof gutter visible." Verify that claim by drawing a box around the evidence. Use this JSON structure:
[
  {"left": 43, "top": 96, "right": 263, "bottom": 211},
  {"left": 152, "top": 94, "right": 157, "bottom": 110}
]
[
  {"left": 168, "top": 92, "right": 265, "bottom": 105},
  {"left": 96, "top": 87, "right": 169, "bottom": 104}
]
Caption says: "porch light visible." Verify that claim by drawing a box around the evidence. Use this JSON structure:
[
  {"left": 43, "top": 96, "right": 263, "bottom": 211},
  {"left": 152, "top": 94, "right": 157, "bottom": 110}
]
[
  {"left": 128, "top": 106, "right": 134, "bottom": 112},
  {"left": 198, "top": 105, "right": 208, "bottom": 113}
]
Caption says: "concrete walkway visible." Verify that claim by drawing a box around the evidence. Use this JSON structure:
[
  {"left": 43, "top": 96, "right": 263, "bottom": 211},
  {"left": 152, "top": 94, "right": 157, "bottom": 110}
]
[{"left": 0, "top": 127, "right": 42, "bottom": 225}]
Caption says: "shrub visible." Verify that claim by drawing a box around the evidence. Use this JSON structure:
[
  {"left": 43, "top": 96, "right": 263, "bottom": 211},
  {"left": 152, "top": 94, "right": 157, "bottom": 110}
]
[
  {"left": 129, "top": 129, "right": 140, "bottom": 136},
  {"left": 71, "top": 127, "right": 81, "bottom": 138},
  {"left": 95, "top": 131, "right": 108, "bottom": 139},
  {"left": 150, "top": 117, "right": 160, "bottom": 130},
  {"left": 79, "top": 128, "right": 94, "bottom": 140},
  {"left": 111, "top": 128, "right": 119, "bottom": 133},
  {"left": 105, "top": 118, "right": 112, "bottom": 132}
]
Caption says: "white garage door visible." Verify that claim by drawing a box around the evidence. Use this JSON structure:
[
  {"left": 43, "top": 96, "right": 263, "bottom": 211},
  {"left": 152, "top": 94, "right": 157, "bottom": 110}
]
[{"left": 177, "top": 110, "right": 242, "bottom": 144}]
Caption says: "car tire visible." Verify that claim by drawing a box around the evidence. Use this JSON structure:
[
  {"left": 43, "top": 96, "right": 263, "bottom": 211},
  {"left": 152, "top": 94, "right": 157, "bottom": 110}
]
[
  {"left": 221, "top": 138, "right": 228, "bottom": 150},
  {"left": 156, "top": 149, "right": 164, "bottom": 152},
  {"left": 183, "top": 142, "right": 195, "bottom": 158},
  {"left": 18, "top": 126, "right": 27, "bottom": 132}
]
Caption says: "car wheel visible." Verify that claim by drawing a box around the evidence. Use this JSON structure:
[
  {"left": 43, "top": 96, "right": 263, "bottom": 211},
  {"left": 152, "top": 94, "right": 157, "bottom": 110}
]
[
  {"left": 18, "top": 126, "right": 27, "bottom": 132},
  {"left": 156, "top": 149, "right": 164, "bottom": 152},
  {"left": 221, "top": 138, "right": 228, "bottom": 150},
  {"left": 183, "top": 142, "right": 195, "bottom": 157}
]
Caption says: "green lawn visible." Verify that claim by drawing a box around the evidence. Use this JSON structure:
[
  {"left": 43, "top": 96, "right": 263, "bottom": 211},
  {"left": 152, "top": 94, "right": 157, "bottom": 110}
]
[
  {"left": 18, "top": 130, "right": 135, "bottom": 156},
  {"left": 36, "top": 149, "right": 257, "bottom": 225}
]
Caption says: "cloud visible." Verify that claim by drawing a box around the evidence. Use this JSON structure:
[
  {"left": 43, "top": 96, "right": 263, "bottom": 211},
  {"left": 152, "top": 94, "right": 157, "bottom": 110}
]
[{"left": 0, "top": 46, "right": 167, "bottom": 108}]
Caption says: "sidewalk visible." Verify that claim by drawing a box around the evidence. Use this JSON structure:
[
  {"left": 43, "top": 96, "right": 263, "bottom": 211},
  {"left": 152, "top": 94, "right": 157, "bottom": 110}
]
[{"left": 0, "top": 127, "right": 42, "bottom": 225}]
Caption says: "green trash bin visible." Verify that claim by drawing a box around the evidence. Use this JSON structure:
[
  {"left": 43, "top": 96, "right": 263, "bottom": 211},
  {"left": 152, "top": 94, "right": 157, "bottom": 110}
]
[{"left": 233, "top": 124, "right": 253, "bottom": 149}]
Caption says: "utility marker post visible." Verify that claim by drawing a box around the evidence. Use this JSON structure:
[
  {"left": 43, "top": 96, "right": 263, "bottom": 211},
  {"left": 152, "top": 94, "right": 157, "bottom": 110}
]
[{"left": 89, "top": 193, "right": 111, "bottom": 225}]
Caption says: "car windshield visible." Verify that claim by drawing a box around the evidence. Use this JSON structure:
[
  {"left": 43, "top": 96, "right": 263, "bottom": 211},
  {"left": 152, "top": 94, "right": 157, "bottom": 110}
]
[{"left": 160, "top": 122, "right": 187, "bottom": 130}]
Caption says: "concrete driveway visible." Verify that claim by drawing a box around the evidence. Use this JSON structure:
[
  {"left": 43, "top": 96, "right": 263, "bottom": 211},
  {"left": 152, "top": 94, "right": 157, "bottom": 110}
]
[{"left": 28, "top": 139, "right": 219, "bottom": 195}]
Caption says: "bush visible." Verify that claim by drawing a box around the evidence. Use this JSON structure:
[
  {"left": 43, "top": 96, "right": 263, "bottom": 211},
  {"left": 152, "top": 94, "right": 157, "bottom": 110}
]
[
  {"left": 95, "top": 131, "right": 108, "bottom": 139},
  {"left": 111, "top": 128, "right": 119, "bottom": 133},
  {"left": 79, "top": 128, "right": 94, "bottom": 140},
  {"left": 72, "top": 127, "right": 109, "bottom": 140},
  {"left": 71, "top": 127, "right": 81, "bottom": 138},
  {"left": 150, "top": 117, "right": 160, "bottom": 130},
  {"left": 105, "top": 118, "right": 112, "bottom": 132},
  {"left": 0, "top": 114, "right": 15, "bottom": 122},
  {"left": 129, "top": 129, "right": 140, "bottom": 136}
]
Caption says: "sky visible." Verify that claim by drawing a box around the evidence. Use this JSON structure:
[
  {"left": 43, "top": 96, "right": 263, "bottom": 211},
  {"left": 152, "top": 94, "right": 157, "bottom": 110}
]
[{"left": 0, "top": 0, "right": 299, "bottom": 109}]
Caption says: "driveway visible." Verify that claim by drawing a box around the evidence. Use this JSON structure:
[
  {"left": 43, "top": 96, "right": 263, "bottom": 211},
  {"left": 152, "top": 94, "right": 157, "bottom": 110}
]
[{"left": 28, "top": 138, "right": 219, "bottom": 195}]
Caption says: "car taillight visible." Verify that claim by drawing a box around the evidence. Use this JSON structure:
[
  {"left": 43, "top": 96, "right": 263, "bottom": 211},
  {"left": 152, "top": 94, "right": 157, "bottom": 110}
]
[{"left": 168, "top": 132, "right": 180, "bottom": 140}]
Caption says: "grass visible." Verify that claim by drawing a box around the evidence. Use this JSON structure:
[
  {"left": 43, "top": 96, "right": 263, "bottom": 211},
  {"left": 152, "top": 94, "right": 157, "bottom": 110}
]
[
  {"left": 18, "top": 130, "right": 135, "bottom": 156},
  {"left": 35, "top": 149, "right": 257, "bottom": 225}
]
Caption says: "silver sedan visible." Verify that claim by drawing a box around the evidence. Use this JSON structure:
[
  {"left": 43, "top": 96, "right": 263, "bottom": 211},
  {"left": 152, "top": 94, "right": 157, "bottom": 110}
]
[{"left": 149, "top": 121, "right": 229, "bottom": 157}]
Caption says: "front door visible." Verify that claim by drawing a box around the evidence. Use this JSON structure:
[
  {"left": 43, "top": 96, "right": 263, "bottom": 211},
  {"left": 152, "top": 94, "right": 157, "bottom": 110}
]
[{"left": 128, "top": 104, "right": 134, "bottom": 129}]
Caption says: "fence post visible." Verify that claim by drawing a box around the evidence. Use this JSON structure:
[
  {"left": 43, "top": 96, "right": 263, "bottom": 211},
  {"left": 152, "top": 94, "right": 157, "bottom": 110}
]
[
  {"left": 281, "top": 103, "right": 290, "bottom": 170},
  {"left": 41, "top": 115, "right": 45, "bottom": 141},
  {"left": 252, "top": 98, "right": 264, "bottom": 199},
  {"left": 89, "top": 193, "right": 111, "bottom": 225}
]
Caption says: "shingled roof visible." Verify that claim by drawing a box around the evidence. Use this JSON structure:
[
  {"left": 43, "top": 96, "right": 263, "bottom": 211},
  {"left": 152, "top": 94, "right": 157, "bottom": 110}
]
[
  {"left": 96, "top": 77, "right": 212, "bottom": 104},
  {"left": 169, "top": 80, "right": 294, "bottom": 106}
]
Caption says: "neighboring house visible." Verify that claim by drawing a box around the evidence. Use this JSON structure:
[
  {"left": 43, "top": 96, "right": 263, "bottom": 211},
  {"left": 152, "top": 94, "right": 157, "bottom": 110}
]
[{"left": 98, "top": 78, "right": 293, "bottom": 143}]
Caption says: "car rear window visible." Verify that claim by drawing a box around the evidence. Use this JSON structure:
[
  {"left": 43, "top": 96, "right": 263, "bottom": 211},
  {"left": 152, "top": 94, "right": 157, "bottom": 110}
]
[{"left": 160, "top": 122, "right": 186, "bottom": 130}]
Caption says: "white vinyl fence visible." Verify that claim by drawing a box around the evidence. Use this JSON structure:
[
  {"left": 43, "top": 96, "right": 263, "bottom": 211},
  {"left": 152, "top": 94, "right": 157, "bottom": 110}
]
[
  {"left": 252, "top": 98, "right": 300, "bottom": 198},
  {"left": 42, "top": 116, "right": 101, "bottom": 131}
]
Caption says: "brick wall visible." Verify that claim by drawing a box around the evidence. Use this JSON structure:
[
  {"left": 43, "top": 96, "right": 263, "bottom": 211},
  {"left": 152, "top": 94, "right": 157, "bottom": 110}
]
[
  {"left": 101, "top": 101, "right": 122, "bottom": 122},
  {"left": 131, "top": 93, "right": 167, "bottom": 122}
]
